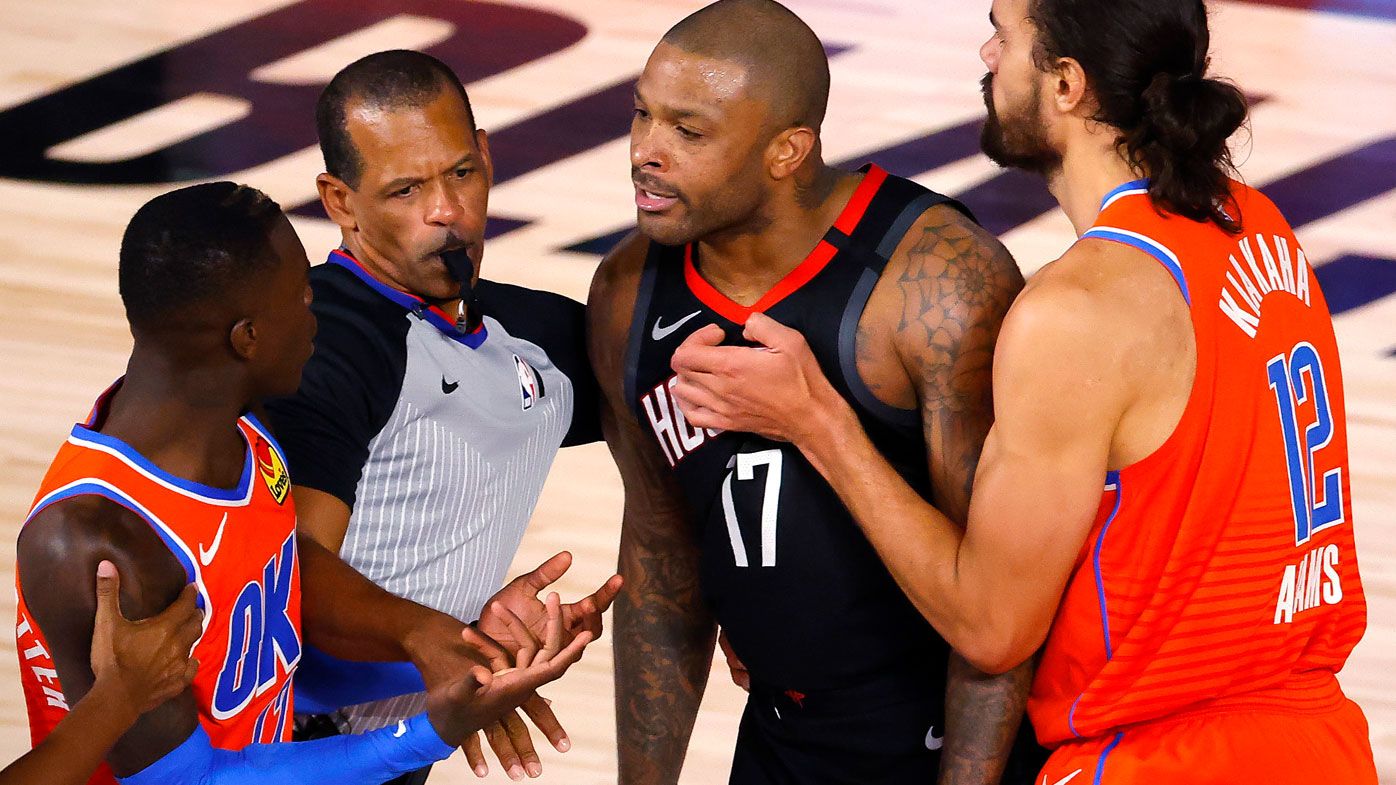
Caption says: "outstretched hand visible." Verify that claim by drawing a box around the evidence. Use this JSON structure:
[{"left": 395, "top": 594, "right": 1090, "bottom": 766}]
[
  {"left": 670, "top": 313, "right": 847, "bottom": 444},
  {"left": 90, "top": 560, "right": 202, "bottom": 715},
  {"left": 478, "top": 552, "right": 623, "bottom": 652},
  {"left": 426, "top": 594, "right": 593, "bottom": 750}
]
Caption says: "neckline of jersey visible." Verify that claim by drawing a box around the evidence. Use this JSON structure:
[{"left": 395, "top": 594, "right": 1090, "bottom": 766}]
[
  {"left": 1098, "top": 178, "right": 1151, "bottom": 213},
  {"left": 67, "top": 378, "right": 258, "bottom": 504},
  {"left": 683, "top": 164, "right": 890, "bottom": 325},
  {"left": 326, "top": 249, "right": 488, "bottom": 349}
]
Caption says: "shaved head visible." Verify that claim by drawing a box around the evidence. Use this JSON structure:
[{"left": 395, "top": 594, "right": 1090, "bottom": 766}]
[{"left": 662, "top": 0, "right": 830, "bottom": 133}]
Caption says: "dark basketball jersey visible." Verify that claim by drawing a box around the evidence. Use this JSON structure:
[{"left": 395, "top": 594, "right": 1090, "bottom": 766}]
[{"left": 625, "top": 165, "right": 973, "bottom": 692}]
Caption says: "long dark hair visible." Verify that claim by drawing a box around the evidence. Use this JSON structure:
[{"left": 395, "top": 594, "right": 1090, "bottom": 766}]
[{"left": 1029, "top": 0, "right": 1249, "bottom": 231}]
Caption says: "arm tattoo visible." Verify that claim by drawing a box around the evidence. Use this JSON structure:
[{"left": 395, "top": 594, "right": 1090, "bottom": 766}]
[
  {"left": 892, "top": 210, "right": 1034, "bottom": 785},
  {"left": 612, "top": 459, "right": 717, "bottom": 785},
  {"left": 590, "top": 243, "right": 719, "bottom": 785}
]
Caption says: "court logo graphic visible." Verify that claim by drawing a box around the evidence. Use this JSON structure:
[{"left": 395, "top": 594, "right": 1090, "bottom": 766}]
[
  {"left": 255, "top": 437, "right": 290, "bottom": 504},
  {"left": 514, "top": 355, "right": 544, "bottom": 411}
]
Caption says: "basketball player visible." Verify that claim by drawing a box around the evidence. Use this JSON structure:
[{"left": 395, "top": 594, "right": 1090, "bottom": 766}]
[
  {"left": 590, "top": 2, "right": 1043, "bottom": 782},
  {"left": 14, "top": 182, "right": 593, "bottom": 784},
  {"left": 3, "top": 562, "right": 199, "bottom": 785},
  {"left": 266, "top": 50, "right": 621, "bottom": 783},
  {"left": 667, "top": 0, "right": 1378, "bottom": 782}
]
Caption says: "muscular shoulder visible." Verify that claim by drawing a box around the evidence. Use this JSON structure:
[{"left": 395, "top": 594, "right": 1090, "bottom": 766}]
[
  {"left": 586, "top": 231, "right": 652, "bottom": 386},
  {"left": 18, "top": 496, "right": 185, "bottom": 633},
  {"left": 1014, "top": 238, "right": 1190, "bottom": 363},
  {"left": 995, "top": 240, "right": 1190, "bottom": 426},
  {"left": 859, "top": 204, "right": 1024, "bottom": 410}
]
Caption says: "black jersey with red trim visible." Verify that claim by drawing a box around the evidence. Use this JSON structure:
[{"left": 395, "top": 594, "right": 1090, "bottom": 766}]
[{"left": 625, "top": 165, "right": 974, "bottom": 691}]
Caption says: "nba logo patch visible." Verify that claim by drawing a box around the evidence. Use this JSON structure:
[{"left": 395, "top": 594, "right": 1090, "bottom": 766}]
[
  {"left": 254, "top": 437, "right": 290, "bottom": 504},
  {"left": 513, "top": 355, "right": 544, "bottom": 411}
]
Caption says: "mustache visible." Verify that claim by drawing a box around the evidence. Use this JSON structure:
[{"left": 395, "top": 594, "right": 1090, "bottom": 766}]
[
  {"left": 423, "top": 234, "right": 470, "bottom": 261},
  {"left": 631, "top": 167, "right": 683, "bottom": 200}
]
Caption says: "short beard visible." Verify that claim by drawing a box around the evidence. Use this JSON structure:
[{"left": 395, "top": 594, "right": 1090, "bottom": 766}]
[{"left": 979, "top": 73, "right": 1061, "bottom": 175}]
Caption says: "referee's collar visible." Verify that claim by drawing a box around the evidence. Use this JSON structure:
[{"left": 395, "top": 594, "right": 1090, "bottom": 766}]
[{"left": 326, "top": 249, "right": 488, "bottom": 349}]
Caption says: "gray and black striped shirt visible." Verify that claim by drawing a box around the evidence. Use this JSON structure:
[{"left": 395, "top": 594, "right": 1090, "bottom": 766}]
[{"left": 267, "top": 251, "right": 598, "bottom": 731}]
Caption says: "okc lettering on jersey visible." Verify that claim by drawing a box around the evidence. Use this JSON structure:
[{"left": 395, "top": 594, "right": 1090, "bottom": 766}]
[
  {"left": 1274, "top": 543, "right": 1345, "bottom": 625},
  {"left": 212, "top": 532, "right": 300, "bottom": 720},
  {"left": 640, "top": 374, "right": 721, "bottom": 467},
  {"left": 1219, "top": 232, "right": 1313, "bottom": 338}
]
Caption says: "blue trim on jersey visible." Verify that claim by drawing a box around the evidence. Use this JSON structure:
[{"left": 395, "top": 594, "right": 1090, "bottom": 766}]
[
  {"left": 1081, "top": 228, "right": 1192, "bottom": 305},
  {"left": 1098, "top": 179, "right": 1150, "bottom": 211},
  {"left": 1093, "top": 732, "right": 1125, "bottom": 785},
  {"left": 30, "top": 483, "right": 200, "bottom": 593},
  {"left": 241, "top": 412, "right": 288, "bottom": 463},
  {"left": 327, "top": 250, "right": 488, "bottom": 349},
  {"left": 69, "top": 424, "right": 253, "bottom": 503},
  {"left": 1094, "top": 471, "right": 1123, "bottom": 660}
]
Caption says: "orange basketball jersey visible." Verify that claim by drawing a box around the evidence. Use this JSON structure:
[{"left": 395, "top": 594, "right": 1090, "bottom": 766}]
[
  {"left": 15, "top": 382, "right": 302, "bottom": 784},
  {"left": 1030, "top": 180, "right": 1369, "bottom": 746}
]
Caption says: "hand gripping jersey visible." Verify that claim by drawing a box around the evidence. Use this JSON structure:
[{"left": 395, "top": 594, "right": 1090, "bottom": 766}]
[
  {"left": 626, "top": 165, "right": 971, "bottom": 692},
  {"left": 1030, "top": 180, "right": 1369, "bottom": 746},
  {"left": 15, "top": 383, "right": 302, "bottom": 784}
]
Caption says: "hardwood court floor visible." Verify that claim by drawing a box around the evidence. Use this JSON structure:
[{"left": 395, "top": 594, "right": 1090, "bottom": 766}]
[{"left": 0, "top": 0, "right": 1393, "bottom": 782}]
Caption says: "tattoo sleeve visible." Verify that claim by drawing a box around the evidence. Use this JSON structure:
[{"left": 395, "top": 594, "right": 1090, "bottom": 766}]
[
  {"left": 588, "top": 239, "right": 718, "bottom": 785},
  {"left": 893, "top": 209, "right": 1035, "bottom": 785}
]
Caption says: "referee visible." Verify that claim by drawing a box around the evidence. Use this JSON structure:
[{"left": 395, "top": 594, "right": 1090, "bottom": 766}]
[{"left": 265, "top": 51, "right": 613, "bottom": 785}]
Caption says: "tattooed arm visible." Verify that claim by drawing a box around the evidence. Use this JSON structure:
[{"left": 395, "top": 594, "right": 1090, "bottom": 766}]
[
  {"left": 589, "top": 232, "right": 718, "bottom": 785},
  {"left": 881, "top": 209, "right": 1033, "bottom": 785}
]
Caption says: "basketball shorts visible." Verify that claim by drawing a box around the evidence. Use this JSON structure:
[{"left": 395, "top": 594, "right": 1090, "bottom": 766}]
[{"left": 1037, "top": 696, "right": 1376, "bottom": 784}]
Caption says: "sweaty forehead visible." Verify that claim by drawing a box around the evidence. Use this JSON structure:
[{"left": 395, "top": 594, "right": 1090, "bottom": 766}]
[{"left": 641, "top": 43, "right": 759, "bottom": 109}]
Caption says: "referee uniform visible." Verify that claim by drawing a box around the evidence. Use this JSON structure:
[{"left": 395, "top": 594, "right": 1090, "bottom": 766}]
[{"left": 266, "top": 248, "right": 598, "bottom": 736}]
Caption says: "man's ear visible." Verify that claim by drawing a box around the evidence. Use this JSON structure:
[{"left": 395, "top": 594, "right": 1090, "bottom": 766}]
[
  {"left": 767, "top": 126, "right": 818, "bottom": 181},
  {"left": 475, "top": 128, "right": 493, "bottom": 187},
  {"left": 1052, "top": 56, "right": 1089, "bottom": 115},
  {"left": 229, "top": 317, "right": 256, "bottom": 362},
  {"left": 316, "top": 173, "right": 357, "bottom": 232}
]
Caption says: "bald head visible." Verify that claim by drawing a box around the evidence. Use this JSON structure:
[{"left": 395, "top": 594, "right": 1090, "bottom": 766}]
[{"left": 661, "top": 0, "right": 829, "bottom": 133}]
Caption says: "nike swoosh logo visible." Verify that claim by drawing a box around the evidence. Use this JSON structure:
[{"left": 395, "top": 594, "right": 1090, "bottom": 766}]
[
  {"left": 924, "top": 725, "right": 943, "bottom": 751},
  {"left": 442, "top": 376, "right": 460, "bottom": 394},
  {"left": 651, "top": 310, "right": 702, "bottom": 341},
  {"left": 393, "top": 721, "right": 408, "bottom": 738},
  {"left": 198, "top": 513, "right": 229, "bottom": 566},
  {"left": 1043, "top": 769, "right": 1083, "bottom": 785}
]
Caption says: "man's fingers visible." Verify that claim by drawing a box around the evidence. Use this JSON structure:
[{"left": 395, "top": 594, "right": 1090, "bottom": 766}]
[
  {"left": 672, "top": 343, "right": 736, "bottom": 377},
  {"left": 551, "top": 630, "right": 593, "bottom": 672},
  {"left": 461, "top": 624, "right": 513, "bottom": 672},
  {"left": 501, "top": 709, "right": 542, "bottom": 778},
  {"left": 484, "top": 718, "right": 525, "bottom": 781},
  {"left": 676, "top": 323, "right": 725, "bottom": 353},
  {"left": 541, "top": 593, "right": 564, "bottom": 659},
  {"left": 93, "top": 560, "right": 123, "bottom": 626},
  {"left": 671, "top": 377, "right": 728, "bottom": 418},
  {"left": 516, "top": 551, "right": 571, "bottom": 594},
  {"left": 682, "top": 405, "right": 728, "bottom": 432},
  {"left": 520, "top": 692, "right": 570, "bottom": 752},
  {"left": 494, "top": 602, "right": 539, "bottom": 669},
  {"left": 587, "top": 574, "right": 624, "bottom": 615},
  {"left": 742, "top": 311, "right": 799, "bottom": 349},
  {"left": 463, "top": 731, "right": 489, "bottom": 778}
]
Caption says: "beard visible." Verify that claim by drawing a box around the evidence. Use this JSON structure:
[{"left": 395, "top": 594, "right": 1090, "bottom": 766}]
[{"left": 979, "top": 73, "right": 1061, "bottom": 175}]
